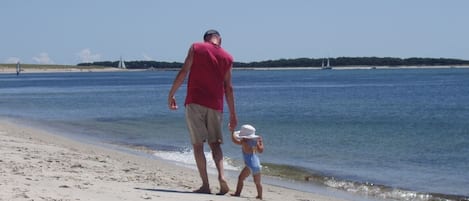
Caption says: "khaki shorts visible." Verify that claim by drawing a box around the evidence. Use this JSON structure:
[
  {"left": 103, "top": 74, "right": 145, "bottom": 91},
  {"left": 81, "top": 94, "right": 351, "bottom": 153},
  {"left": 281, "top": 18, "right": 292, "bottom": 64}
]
[{"left": 185, "top": 104, "right": 223, "bottom": 144}]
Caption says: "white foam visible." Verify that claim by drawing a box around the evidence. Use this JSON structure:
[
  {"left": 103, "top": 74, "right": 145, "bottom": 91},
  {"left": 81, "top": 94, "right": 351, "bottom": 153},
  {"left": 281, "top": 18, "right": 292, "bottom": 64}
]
[
  {"left": 153, "top": 149, "right": 239, "bottom": 171},
  {"left": 323, "top": 178, "right": 436, "bottom": 201}
]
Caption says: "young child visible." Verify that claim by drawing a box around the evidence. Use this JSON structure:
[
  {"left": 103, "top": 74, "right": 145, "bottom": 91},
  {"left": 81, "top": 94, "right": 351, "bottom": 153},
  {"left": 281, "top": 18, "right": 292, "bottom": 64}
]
[{"left": 231, "top": 124, "right": 264, "bottom": 199}]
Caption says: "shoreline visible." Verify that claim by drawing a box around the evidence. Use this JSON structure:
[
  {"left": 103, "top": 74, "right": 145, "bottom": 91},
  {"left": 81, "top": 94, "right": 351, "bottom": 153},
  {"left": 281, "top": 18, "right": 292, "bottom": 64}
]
[
  {"left": 2, "top": 64, "right": 469, "bottom": 74},
  {"left": 0, "top": 118, "right": 351, "bottom": 201},
  {"left": 0, "top": 65, "right": 128, "bottom": 74}
]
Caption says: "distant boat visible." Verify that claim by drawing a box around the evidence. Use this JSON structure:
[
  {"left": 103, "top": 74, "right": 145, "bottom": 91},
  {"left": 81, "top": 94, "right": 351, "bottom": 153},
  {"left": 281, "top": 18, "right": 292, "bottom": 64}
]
[
  {"left": 118, "top": 57, "right": 126, "bottom": 69},
  {"left": 16, "top": 61, "right": 21, "bottom": 76},
  {"left": 322, "top": 58, "right": 332, "bottom": 70}
]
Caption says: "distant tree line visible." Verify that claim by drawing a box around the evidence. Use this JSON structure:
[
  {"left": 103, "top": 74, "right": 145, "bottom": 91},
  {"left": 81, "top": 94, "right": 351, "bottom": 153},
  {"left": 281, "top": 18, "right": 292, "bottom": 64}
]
[
  {"left": 77, "top": 60, "right": 182, "bottom": 69},
  {"left": 77, "top": 57, "right": 469, "bottom": 69},
  {"left": 233, "top": 57, "right": 469, "bottom": 68}
]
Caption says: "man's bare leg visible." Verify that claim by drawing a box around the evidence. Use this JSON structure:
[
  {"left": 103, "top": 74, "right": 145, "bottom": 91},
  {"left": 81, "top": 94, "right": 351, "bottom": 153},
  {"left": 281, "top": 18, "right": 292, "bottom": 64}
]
[
  {"left": 193, "top": 143, "right": 211, "bottom": 194},
  {"left": 210, "top": 142, "right": 229, "bottom": 195}
]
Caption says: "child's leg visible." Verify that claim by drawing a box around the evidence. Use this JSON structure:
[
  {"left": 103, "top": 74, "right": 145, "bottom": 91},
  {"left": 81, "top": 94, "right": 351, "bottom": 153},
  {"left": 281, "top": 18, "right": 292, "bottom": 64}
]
[
  {"left": 253, "top": 173, "right": 263, "bottom": 199},
  {"left": 231, "top": 167, "right": 251, "bottom": 196}
]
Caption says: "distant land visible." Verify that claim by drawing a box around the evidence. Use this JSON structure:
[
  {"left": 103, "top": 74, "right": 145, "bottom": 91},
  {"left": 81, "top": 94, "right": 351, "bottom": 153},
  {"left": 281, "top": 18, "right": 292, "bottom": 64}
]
[
  {"left": 0, "top": 64, "right": 122, "bottom": 74},
  {"left": 77, "top": 57, "right": 469, "bottom": 69},
  {"left": 2, "top": 57, "right": 469, "bottom": 74}
]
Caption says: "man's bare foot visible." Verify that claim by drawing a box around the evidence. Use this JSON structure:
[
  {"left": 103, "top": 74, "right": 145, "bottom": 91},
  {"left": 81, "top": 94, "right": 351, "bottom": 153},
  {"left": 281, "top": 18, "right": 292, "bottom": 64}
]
[
  {"left": 230, "top": 193, "right": 240, "bottom": 197},
  {"left": 216, "top": 179, "right": 229, "bottom": 195},
  {"left": 193, "top": 186, "right": 211, "bottom": 194},
  {"left": 256, "top": 195, "right": 263, "bottom": 200}
]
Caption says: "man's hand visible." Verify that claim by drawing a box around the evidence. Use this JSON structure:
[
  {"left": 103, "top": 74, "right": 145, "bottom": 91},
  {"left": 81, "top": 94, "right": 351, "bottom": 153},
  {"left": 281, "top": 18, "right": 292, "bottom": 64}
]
[
  {"left": 168, "top": 96, "right": 178, "bottom": 110},
  {"left": 228, "top": 115, "right": 237, "bottom": 132}
]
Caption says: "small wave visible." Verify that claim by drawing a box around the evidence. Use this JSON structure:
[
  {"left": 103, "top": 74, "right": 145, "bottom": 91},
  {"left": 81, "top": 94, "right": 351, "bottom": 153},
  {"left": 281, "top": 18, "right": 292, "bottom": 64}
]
[
  {"left": 322, "top": 177, "right": 469, "bottom": 201},
  {"left": 112, "top": 142, "right": 240, "bottom": 172},
  {"left": 261, "top": 163, "right": 468, "bottom": 201},
  {"left": 152, "top": 148, "right": 239, "bottom": 171}
]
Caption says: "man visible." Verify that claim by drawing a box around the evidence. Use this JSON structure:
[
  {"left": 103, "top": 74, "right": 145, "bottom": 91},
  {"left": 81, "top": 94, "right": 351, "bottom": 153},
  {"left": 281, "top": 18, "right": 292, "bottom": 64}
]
[{"left": 168, "top": 29, "right": 237, "bottom": 195}]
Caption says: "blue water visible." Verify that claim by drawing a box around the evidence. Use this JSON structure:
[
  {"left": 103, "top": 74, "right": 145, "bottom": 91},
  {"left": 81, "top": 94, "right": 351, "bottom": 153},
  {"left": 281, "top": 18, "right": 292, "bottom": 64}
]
[{"left": 1, "top": 69, "right": 468, "bottom": 200}]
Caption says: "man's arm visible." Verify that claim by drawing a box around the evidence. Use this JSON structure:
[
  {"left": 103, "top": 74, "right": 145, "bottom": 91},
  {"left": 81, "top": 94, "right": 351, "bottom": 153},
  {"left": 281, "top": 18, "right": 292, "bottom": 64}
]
[
  {"left": 168, "top": 45, "right": 194, "bottom": 110},
  {"left": 224, "top": 67, "right": 237, "bottom": 131}
]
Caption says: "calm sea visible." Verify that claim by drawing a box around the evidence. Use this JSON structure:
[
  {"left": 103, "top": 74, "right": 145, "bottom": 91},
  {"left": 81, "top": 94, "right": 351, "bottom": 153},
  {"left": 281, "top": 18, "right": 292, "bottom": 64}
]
[{"left": 1, "top": 69, "right": 468, "bottom": 201}]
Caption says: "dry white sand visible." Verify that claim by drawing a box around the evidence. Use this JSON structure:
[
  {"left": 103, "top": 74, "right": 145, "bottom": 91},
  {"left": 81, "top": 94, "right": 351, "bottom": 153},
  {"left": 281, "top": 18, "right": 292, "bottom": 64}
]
[{"left": 0, "top": 119, "right": 348, "bottom": 201}]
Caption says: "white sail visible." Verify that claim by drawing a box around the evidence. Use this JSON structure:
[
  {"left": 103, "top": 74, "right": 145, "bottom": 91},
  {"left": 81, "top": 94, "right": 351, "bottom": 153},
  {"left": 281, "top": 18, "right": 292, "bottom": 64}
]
[
  {"left": 321, "top": 57, "right": 332, "bottom": 70},
  {"left": 118, "top": 57, "right": 126, "bottom": 69}
]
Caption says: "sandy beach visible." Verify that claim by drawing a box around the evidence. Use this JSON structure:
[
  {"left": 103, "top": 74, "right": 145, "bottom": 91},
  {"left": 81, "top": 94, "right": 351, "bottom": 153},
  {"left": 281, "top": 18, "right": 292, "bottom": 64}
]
[{"left": 0, "top": 118, "right": 348, "bottom": 201}]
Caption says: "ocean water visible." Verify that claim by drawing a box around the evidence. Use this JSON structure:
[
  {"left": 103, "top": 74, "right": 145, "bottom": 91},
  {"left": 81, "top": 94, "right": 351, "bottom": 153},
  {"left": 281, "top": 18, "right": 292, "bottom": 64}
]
[{"left": 1, "top": 69, "right": 468, "bottom": 201}]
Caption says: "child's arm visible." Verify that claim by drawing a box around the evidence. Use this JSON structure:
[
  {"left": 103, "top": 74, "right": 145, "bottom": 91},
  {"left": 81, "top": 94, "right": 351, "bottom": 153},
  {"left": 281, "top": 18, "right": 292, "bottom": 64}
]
[
  {"left": 231, "top": 132, "right": 242, "bottom": 145},
  {"left": 256, "top": 136, "right": 264, "bottom": 153}
]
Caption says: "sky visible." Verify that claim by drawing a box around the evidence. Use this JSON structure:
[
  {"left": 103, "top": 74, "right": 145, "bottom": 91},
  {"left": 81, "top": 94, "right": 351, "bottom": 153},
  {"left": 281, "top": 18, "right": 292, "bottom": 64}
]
[{"left": 1, "top": 0, "right": 468, "bottom": 65}]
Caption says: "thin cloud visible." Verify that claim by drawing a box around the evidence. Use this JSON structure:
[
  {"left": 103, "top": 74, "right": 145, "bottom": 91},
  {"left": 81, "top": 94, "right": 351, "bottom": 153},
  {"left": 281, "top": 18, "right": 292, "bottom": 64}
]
[
  {"left": 78, "top": 48, "right": 101, "bottom": 63},
  {"left": 5, "top": 57, "right": 21, "bottom": 63},
  {"left": 32, "top": 53, "right": 54, "bottom": 64}
]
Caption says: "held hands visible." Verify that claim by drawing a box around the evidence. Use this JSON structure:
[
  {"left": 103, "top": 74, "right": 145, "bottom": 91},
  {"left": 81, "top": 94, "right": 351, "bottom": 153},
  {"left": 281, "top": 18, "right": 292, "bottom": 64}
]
[
  {"left": 228, "top": 116, "right": 237, "bottom": 132},
  {"left": 228, "top": 122, "right": 236, "bottom": 132},
  {"left": 168, "top": 96, "right": 178, "bottom": 110}
]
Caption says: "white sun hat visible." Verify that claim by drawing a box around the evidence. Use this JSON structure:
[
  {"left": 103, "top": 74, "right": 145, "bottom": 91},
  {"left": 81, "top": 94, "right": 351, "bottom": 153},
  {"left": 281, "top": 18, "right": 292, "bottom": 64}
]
[{"left": 234, "top": 124, "right": 259, "bottom": 139}]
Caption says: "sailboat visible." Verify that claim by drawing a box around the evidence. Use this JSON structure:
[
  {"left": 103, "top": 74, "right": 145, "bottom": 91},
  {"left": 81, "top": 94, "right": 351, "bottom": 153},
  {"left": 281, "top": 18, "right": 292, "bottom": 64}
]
[
  {"left": 16, "top": 61, "right": 21, "bottom": 76},
  {"left": 322, "top": 58, "right": 332, "bottom": 70},
  {"left": 118, "top": 57, "right": 126, "bottom": 69}
]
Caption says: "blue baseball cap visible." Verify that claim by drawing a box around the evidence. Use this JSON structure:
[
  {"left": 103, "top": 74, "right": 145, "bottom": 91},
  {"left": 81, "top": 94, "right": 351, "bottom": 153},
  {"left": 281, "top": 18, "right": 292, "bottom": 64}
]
[{"left": 203, "top": 29, "right": 220, "bottom": 40}]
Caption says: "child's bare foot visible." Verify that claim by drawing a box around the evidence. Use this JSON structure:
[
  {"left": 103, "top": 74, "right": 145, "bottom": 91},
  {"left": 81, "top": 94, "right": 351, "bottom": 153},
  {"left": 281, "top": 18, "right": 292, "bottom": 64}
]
[{"left": 256, "top": 195, "right": 263, "bottom": 200}]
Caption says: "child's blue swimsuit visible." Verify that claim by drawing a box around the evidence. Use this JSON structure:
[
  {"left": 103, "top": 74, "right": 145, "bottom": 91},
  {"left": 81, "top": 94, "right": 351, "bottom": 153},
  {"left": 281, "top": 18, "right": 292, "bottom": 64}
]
[{"left": 243, "top": 139, "right": 261, "bottom": 175}]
